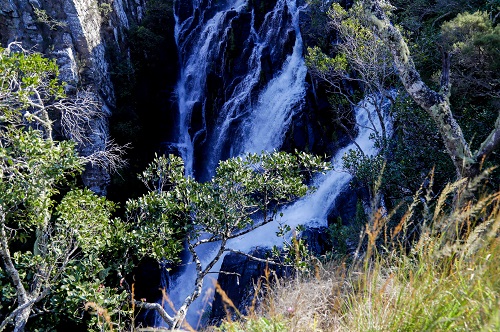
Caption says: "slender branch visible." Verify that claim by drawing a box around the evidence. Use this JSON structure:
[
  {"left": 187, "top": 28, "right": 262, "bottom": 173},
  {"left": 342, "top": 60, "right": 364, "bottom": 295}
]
[
  {"left": 81, "top": 139, "right": 129, "bottom": 173},
  {"left": 201, "top": 237, "right": 228, "bottom": 277},
  {"left": 440, "top": 51, "right": 451, "bottom": 96},
  {"left": 228, "top": 216, "right": 275, "bottom": 240},
  {"left": 207, "top": 271, "right": 242, "bottom": 276},
  {"left": 0, "top": 298, "right": 36, "bottom": 332},
  {"left": 474, "top": 112, "right": 500, "bottom": 162},
  {"left": 193, "top": 234, "right": 219, "bottom": 247},
  {"left": 134, "top": 301, "right": 174, "bottom": 327},
  {"left": 0, "top": 288, "right": 50, "bottom": 332},
  {"left": 224, "top": 249, "right": 294, "bottom": 267},
  {"left": 0, "top": 214, "right": 29, "bottom": 306}
]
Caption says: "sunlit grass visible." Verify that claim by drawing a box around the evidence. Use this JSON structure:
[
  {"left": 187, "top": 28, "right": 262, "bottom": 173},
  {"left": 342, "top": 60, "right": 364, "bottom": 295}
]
[{"left": 208, "top": 170, "right": 500, "bottom": 331}]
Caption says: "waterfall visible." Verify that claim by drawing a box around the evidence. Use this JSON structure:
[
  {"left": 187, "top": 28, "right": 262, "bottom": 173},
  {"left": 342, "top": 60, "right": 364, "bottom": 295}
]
[
  {"left": 228, "top": 95, "right": 393, "bottom": 252},
  {"left": 161, "top": 95, "right": 393, "bottom": 328},
  {"left": 173, "top": 0, "right": 307, "bottom": 178},
  {"left": 162, "top": 0, "right": 393, "bottom": 328}
]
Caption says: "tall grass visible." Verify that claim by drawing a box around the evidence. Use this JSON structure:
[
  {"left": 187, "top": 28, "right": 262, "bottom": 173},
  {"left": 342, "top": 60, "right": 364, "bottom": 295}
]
[{"left": 210, "top": 170, "right": 500, "bottom": 331}]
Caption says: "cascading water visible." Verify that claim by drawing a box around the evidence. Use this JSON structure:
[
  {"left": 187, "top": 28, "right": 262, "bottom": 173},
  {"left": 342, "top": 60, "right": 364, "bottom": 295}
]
[
  {"left": 228, "top": 95, "right": 393, "bottom": 252},
  {"left": 161, "top": 0, "right": 392, "bottom": 328},
  {"left": 172, "top": 0, "right": 307, "bottom": 179}
]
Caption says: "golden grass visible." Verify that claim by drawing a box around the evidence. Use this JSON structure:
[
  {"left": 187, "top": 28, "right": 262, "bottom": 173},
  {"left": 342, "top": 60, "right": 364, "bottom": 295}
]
[{"left": 211, "top": 171, "right": 500, "bottom": 332}]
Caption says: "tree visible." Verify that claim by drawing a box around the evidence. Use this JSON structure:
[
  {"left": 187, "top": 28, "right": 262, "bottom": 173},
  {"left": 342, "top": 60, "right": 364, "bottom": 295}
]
[
  {"left": 308, "top": 1, "right": 499, "bottom": 180},
  {"left": 305, "top": 3, "right": 401, "bottom": 199},
  {"left": 306, "top": 3, "right": 396, "bottom": 150},
  {"left": 440, "top": 11, "right": 500, "bottom": 100},
  {"left": 125, "top": 152, "right": 330, "bottom": 329},
  {"left": 0, "top": 45, "right": 130, "bottom": 331},
  {"left": 360, "top": 0, "right": 500, "bottom": 179}
]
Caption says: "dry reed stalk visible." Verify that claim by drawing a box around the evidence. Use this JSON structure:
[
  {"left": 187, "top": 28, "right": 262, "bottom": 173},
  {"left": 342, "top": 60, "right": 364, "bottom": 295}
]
[{"left": 84, "top": 301, "right": 114, "bottom": 331}]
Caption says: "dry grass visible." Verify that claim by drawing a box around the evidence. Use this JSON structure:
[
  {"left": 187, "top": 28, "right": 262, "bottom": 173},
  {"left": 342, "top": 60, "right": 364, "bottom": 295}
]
[{"left": 211, "top": 171, "right": 500, "bottom": 331}]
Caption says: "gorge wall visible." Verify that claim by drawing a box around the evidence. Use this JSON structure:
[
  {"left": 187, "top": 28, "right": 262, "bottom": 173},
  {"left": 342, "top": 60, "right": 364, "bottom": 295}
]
[{"left": 0, "top": 0, "right": 148, "bottom": 194}]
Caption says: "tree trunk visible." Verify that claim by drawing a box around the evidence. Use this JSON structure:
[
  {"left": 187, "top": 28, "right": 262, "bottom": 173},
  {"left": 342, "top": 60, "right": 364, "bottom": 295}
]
[
  {"left": 0, "top": 210, "right": 34, "bottom": 332},
  {"left": 13, "top": 305, "right": 32, "bottom": 332},
  {"left": 1, "top": 213, "right": 47, "bottom": 331},
  {"left": 363, "top": 0, "right": 500, "bottom": 179}
]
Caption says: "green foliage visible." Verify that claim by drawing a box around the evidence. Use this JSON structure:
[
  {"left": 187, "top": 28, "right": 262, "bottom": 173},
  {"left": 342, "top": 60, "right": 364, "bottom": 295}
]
[
  {"left": 306, "top": 2, "right": 392, "bottom": 84},
  {"left": 440, "top": 11, "right": 500, "bottom": 100},
  {"left": 98, "top": 2, "right": 113, "bottom": 19},
  {"left": 33, "top": 8, "right": 67, "bottom": 30},
  {"left": 306, "top": 46, "right": 347, "bottom": 73},
  {"left": 0, "top": 46, "right": 64, "bottom": 112},
  {"left": 327, "top": 200, "right": 367, "bottom": 258},
  {"left": 0, "top": 47, "right": 130, "bottom": 331},
  {"left": 0, "top": 129, "right": 82, "bottom": 227},
  {"left": 127, "top": 0, "right": 173, "bottom": 69},
  {"left": 217, "top": 316, "right": 288, "bottom": 332},
  {"left": 342, "top": 148, "right": 385, "bottom": 189},
  {"left": 308, "top": 1, "right": 498, "bottom": 201},
  {"left": 306, "top": 2, "right": 397, "bottom": 199},
  {"left": 55, "top": 189, "right": 118, "bottom": 253},
  {"left": 124, "top": 154, "right": 189, "bottom": 262},
  {"left": 326, "top": 2, "right": 393, "bottom": 74},
  {"left": 302, "top": 0, "right": 335, "bottom": 49},
  {"left": 126, "top": 152, "right": 330, "bottom": 264},
  {"left": 383, "top": 95, "right": 455, "bottom": 198},
  {"left": 123, "top": 152, "right": 329, "bottom": 327},
  {"left": 271, "top": 224, "right": 313, "bottom": 272}
]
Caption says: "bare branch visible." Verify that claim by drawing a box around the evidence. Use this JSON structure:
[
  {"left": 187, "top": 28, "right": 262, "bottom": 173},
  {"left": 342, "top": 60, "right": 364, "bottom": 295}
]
[
  {"left": 224, "top": 249, "right": 294, "bottom": 267},
  {"left": 207, "top": 271, "right": 242, "bottom": 276},
  {"left": 0, "top": 298, "right": 36, "bottom": 332},
  {"left": 50, "top": 89, "right": 104, "bottom": 144},
  {"left": 0, "top": 280, "right": 50, "bottom": 332},
  {"left": 440, "top": 51, "right": 451, "bottom": 96},
  {"left": 228, "top": 216, "right": 276, "bottom": 240},
  {"left": 0, "top": 213, "right": 29, "bottom": 308},
  {"left": 81, "top": 139, "right": 130, "bottom": 173},
  {"left": 134, "top": 301, "right": 174, "bottom": 327},
  {"left": 475, "top": 112, "right": 500, "bottom": 163}
]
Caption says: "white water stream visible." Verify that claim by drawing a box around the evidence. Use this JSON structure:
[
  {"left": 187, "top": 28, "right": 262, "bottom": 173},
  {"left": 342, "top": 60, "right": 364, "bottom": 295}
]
[
  {"left": 164, "top": 0, "right": 393, "bottom": 328},
  {"left": 173, "top": 0, "right": 307, "bottom": 177},
  {"left": 161, "top": 96, "right": 392, "bottom": 329}
]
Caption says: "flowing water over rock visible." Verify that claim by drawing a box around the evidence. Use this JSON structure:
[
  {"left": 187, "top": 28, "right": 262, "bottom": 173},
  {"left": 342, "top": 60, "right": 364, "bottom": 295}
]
[
  {"left": 172, "top": 0, "right": 306, "bottom": 179},
  {"left": 161, "top": 0, "right": 392, "bottom": 328}
]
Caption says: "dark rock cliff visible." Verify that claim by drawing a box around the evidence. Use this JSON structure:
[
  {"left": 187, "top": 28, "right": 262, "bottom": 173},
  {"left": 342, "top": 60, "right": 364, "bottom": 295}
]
[{"left": 173, "top": 0, "right": 340, "bottom": 181}]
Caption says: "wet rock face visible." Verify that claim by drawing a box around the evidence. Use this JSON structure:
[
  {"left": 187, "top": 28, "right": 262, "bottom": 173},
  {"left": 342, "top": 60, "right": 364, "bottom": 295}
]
[
  {"left": 0, "top": 0, "right": 145, "bottom": 195},
  {"left": 210, "top": 248, "right": 292, "bottom": 322},
  {"left": 300, "top": 227, "right": 332, "bottom": 256},
  {"left": 210, "top": 229, "right": 333, "bottom": 324}
]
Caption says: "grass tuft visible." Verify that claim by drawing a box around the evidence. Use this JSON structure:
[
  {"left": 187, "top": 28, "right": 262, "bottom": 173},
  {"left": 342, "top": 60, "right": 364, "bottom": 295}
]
[{"left": 208, "top": 173, "right": 500, "bottom": 331}]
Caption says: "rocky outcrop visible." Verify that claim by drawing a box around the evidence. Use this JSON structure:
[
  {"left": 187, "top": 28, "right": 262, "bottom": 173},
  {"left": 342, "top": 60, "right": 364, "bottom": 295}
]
[
  {"left": 210, "top": 227, "right": 333, "bottom": 323},
  {"left": 210, "top": 248, "right": 292, "bottom": 322},
  {"left": 0, "top": 0, "right": 146, "bottom": 194}
]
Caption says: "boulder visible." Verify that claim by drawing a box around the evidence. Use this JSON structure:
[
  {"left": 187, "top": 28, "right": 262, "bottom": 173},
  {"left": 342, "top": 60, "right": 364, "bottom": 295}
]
[{"left": 210, "top": 248, "right": 291, "bottom": 322}]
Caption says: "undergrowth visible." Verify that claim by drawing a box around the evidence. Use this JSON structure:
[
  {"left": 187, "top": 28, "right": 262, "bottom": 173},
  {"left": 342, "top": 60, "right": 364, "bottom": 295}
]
[{"left": 208, "top": 168, "right": 500, "bottom": 331}]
